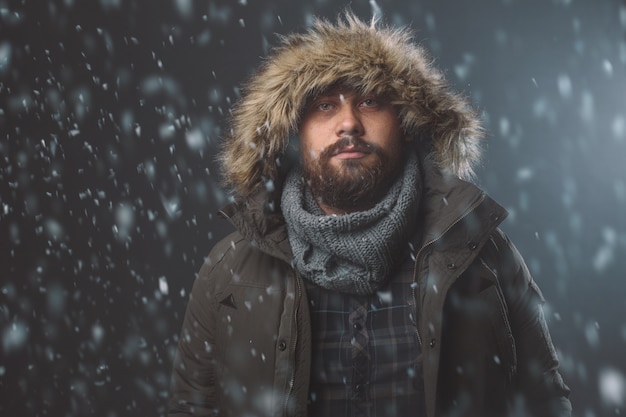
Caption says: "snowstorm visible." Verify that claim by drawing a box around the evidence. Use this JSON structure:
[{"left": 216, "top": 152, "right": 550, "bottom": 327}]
[{"left": 1, "top": 0, "right": 625, "bottom": 416}]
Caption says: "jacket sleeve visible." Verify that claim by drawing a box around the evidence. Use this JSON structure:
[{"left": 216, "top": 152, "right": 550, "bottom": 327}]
[
  {"left": 167, "top": 257, "right": 221, "bottom": 416},
  {"left": 492, "top": 229, "right": 572, "bottom": 417}
]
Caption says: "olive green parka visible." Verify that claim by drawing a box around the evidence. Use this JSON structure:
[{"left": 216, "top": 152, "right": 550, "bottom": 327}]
[{"left": 168, "top": 156, "right": 571, "bottom": 417}]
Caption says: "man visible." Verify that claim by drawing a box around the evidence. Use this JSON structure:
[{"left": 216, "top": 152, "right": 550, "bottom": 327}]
[{"left": 168, "top": 13, "right": 572, "bottom": 417}]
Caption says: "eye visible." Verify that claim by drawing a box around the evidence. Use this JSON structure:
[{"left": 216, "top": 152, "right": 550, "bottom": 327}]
[
  {"left": 360, "top": 97, "right": 378, "bottom": 107},
  {"left": 317, "top": 102, "right": 333, "bottom": 111}
]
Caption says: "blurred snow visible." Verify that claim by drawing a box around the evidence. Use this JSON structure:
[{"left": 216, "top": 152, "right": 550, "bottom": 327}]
[
  {"left": 91, "top": 323, "right": 105, "bottom": 346},
  {"left": 160, "top": 193, "right": 182, "bottom": 219},
  {"left": 599, "top": 368, "right": 625, "bottom": 407},
  {"left": 185, "top": 128, "right": 206, "bottom": 151},
  {"left": 612, "top": 115, "right": 625, "bottom": 140},
  {"left": 2, "top": 321, "right": 29, "bottom": 353},
  {"left": 99, "top": 0, "right": 121, "bottom": 11},
  {"left": 0, "top": 41, "right": 11, "bottom": 75},
  {"left": 0, "top": 0, "right": 624, "bottom": 415},
  {"left": 114, "top": 202, "right": 135, "bottom": 241},
  {"left": 369, "top": 0, "right": 382, "bottom": 21},
  {"left": 602, "top": 59, "right": 614, "bottom": 77},
  {"left": 557, "top": 74, "right": 572, "bottom": 99},
  {"left": 173, "top": 0, "right": 193, "bottom": 20},
  {"left": 584, "top": 321, "right": 600, "bottom": 348},
  {"left": 158, "top": 276, "right": 169, "bottom": 295},
  {"left": 592, "top": 227, "right": 617, "bottom": 273}
]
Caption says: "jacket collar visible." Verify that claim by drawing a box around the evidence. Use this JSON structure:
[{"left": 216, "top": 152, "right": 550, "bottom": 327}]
[
  {"left": 418, "top": 158, "right": 507, "bottom": 271},
  {"left": 418, "top": 158, "right": 506, "bottom": 248},
  {"left": 220, "top": 187, "right": 293, "bottom": 264}
]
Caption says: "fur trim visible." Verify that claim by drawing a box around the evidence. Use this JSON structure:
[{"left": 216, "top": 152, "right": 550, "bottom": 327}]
[{"left": 220, "top": 13, "right": 484, "bottom": 198}]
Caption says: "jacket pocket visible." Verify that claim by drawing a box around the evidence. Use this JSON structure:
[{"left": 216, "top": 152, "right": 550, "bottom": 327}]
[{"left": 213, "top": 284, "right": 285, "bottom": 417}]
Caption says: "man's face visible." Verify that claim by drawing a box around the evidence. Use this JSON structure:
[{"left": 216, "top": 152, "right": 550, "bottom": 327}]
[{"left": 298, "top": 87, "right": 409, "bottom": 214}]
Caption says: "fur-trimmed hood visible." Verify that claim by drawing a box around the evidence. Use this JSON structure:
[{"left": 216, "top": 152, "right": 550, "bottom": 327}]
[{"left": 219, "top": 13, "right": 484, "bottom": 198}]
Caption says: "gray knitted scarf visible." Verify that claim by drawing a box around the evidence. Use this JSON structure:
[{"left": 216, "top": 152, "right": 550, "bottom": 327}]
[{"left": 281, "top": 152, "right": 421, "bottom": 295}]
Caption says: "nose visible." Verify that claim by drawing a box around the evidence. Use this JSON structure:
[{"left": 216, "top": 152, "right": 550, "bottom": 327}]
[{"left": 336, "top": 104, "right": 364, "bottom": 136}]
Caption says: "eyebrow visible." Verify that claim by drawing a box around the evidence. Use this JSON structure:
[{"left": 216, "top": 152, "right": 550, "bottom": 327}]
[{"left": 315, "top": 90, "right": 380, "bottom": 100}]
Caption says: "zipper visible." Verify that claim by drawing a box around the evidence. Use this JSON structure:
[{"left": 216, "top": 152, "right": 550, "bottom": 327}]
[
  {"left": 283, "top": 269, "right": 303, "bottom": 416},
  {"left": 411, "top": 192, "right": 487, "bottom": 347}
]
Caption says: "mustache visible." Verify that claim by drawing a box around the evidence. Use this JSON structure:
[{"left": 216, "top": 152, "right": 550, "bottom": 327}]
[{"left": 320, "top": 136, "right": 382, "bottom": 159}]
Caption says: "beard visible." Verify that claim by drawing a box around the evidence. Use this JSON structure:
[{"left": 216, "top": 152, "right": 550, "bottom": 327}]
[{"left": 301, "top": 136, "right": 404, "bottom": 212}]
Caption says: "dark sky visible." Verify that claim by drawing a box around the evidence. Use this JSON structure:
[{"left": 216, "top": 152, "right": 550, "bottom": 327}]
[{"left": 1, "top": 0, "right": 625, "bottom": 415}]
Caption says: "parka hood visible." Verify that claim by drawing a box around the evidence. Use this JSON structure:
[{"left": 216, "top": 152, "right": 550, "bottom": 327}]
[{"left": 219, "top": 13, "right": 484, "bottom": 198}]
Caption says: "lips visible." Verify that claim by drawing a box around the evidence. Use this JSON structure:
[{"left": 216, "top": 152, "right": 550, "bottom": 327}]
[
  {"left": 319, "top": 136, "right": 379, "bottom": 162},
  {"left": 330, "top": 136, "right": 373, "bottom": 158},
  {"left": 333, "top": 145, "right": 371, "bottom": 159}
]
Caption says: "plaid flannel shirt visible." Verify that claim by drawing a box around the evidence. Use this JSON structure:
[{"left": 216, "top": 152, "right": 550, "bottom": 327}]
[{"left": 305, "top": 244, "right": 426, "bottom": 417}]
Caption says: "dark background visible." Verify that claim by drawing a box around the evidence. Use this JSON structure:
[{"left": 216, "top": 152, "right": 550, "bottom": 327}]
[{"left": 1, "top": 0, "right": 625, "bottom": 416}]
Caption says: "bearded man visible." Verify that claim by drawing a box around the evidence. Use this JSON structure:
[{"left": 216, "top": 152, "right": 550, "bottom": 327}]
[{"left": 167, "top": 13, "right": 572, "bottom": 417}]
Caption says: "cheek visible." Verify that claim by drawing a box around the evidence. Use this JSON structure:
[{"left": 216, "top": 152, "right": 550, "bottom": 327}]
[
  {"left": 385, "top": 135, "right": 409, "bottom": 164},
  {"left": 306, "top": 148, "right": 320, "bottom": 161},
  {"left": 298, "top": 127, "right": 317, "bottom": 155},
  {"left": 299, "top": 131, "right": 326, "bottom": 161},
  {"left": 299, "top": 141, "right": 319, "bottom": 166}
]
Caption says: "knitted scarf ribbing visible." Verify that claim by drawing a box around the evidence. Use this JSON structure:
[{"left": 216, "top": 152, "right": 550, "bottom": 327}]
[{"left": 281, "top": 153, "right": 421, "bottom": 295}]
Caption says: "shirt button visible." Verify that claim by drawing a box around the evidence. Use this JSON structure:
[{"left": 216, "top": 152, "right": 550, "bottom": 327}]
[
  {"left": 429, "top": 339, "right": 437, "bottom": 348},
  {"left": 278, "top": 340, "right": 287, "bottom": 351},
  {"left": 353, "top": 322, "right": 362, "bottom": 331}
]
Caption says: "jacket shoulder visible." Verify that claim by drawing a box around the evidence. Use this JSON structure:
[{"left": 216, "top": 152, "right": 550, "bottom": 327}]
[
  {"left": 194, "top": 231, "right": 249, "bottom": 292},
  {"left": 197, "top": 230, "right": 291, "bottom": 294},
  {"left": 204, "top": 231, "right": 248, "bottom": 268}
]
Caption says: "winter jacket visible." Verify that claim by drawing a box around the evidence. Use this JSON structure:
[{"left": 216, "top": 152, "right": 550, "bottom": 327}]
[
  {"left": 167, "top": 158, "right": 571, "bottom": 417},
  {"left": 168, "top": 13, "right": 571, "bottom": 417}
]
